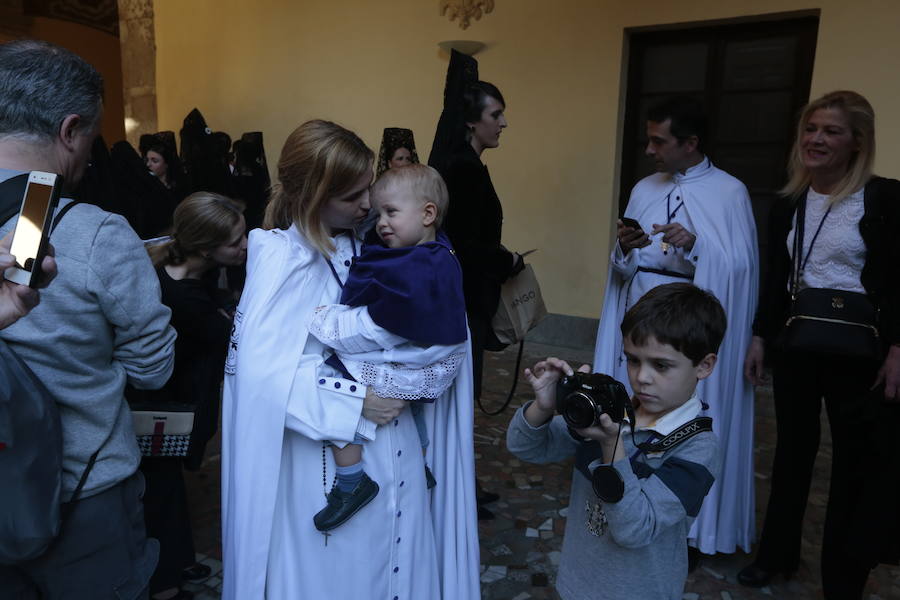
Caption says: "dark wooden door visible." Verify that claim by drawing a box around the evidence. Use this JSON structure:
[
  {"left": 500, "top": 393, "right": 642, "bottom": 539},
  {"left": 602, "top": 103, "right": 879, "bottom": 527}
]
[{"left": 619, "top": 15, "right": 819, "bottom": 269}]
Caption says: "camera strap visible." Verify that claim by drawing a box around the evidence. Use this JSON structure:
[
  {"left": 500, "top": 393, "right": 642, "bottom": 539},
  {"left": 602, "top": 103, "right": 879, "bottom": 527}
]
[
  {"left": 634, "top": 416, "right": 713, "bottom": 454},
  {"left": 590, "top": 416, "right": 713, "bottom": 503},
  {"left": 0, "top": 173, "right": 29, "bottom": 226},
  {"left": 0, "top": 174, "right": 78, "bottom": 236}
]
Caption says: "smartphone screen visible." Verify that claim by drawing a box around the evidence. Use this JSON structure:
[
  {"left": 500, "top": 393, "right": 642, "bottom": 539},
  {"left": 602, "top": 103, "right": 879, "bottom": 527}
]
[{"left": 10, "top": 181, "right": 54, "bottom": 272}]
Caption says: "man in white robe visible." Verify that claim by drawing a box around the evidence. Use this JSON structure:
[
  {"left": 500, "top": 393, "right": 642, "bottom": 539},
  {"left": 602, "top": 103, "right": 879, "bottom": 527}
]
[
  {"left": 593, "top": 97, "right": 759, "bottom": 555},
  {"left": 221, "top": 226, "right": 480, "bottom": 599}
]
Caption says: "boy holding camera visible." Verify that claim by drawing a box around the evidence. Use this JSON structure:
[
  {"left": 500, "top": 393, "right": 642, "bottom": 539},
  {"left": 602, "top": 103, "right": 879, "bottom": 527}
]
[{"left": 507, "top": 283, "right": 724, "bottom": 600}]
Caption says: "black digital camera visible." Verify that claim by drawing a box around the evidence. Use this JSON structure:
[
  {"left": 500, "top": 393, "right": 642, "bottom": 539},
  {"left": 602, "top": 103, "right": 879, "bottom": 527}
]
[{"left": 556, "top": 372, "right": 631, "bottom": 429}]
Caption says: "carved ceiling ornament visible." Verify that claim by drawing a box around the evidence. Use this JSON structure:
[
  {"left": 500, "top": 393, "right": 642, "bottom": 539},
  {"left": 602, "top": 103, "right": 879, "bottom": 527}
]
[{"left": 439, "top": 0, "right": 494, "bottom": 30}]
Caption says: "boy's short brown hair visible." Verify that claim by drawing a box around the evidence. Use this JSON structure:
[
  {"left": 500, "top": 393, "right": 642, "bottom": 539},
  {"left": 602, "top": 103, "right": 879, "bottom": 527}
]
[
  {"left": 371, "top": 163, "right": 449, "bottom": 227},
  {"left": 620, "top": 283, "right": 726, "bottom": 364}
]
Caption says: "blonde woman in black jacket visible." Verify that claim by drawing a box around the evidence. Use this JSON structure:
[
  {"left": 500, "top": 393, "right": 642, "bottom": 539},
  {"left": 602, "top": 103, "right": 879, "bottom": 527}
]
[{"left": 740, "top": 91, "right": 900, "bottom": 599}]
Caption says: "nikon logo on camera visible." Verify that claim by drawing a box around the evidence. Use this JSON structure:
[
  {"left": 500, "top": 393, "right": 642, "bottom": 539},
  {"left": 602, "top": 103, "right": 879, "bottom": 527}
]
[{"left": 510, "top": 291, "right": 537, "bottom": 308}]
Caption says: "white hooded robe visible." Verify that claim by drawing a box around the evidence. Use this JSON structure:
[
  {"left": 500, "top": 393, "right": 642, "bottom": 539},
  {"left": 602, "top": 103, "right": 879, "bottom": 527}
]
[
  {"left": 593, "top": 159, "right": 759, "bottom": 554},
  {"left": 221, "top": 226, "right": 480, "bottom": 599}
]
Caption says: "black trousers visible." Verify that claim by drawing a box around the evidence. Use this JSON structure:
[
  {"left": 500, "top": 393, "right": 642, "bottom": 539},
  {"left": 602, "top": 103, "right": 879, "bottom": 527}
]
[
  {"left": 140, "top": 458, "right": 196, "bottom": 594},
  {"left": 754, "top": 351, "right": 880, "bottom": 599}
]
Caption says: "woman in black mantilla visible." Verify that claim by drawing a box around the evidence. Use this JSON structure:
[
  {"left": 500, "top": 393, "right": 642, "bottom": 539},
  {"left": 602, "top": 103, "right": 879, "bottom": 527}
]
[
  {"left": 739, "top": 90, "right": 900, "bottom": 598},
  {"left": 109, "top": 140, "right": 180, "bottom": 239},
  {"left": 429, "top": 49, "right": 525, "bottom": 516},
  {"left": 430, "top": 50, "right": 524, "bottom": 401},
  {"left": 376, "top": 127, "right": 420, "bottom": 177},
  {"left": 141, "top": 131, "right": 188, "bottom": 202}
]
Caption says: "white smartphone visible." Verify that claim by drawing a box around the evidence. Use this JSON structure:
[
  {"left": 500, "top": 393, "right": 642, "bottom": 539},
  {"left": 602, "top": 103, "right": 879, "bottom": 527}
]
[{"left": 4, "top": 171, "right": 62, "bottom": 287}]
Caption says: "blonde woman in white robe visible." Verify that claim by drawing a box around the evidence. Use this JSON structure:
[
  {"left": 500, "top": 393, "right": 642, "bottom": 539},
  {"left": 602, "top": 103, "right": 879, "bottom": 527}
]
[{"left": 220, "top": 120, "right": 480, "bottom": 600}]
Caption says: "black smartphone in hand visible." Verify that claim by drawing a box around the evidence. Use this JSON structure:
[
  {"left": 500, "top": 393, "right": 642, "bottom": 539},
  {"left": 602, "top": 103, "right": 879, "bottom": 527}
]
[{"left": 620, "top": 217, "right": 643, "bottom": 233}]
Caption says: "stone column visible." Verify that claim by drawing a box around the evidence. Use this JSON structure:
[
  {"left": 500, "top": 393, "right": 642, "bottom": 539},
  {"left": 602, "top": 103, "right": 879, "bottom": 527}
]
[{"left": 118, "top": 0, "right": 156, "bottom": 147}]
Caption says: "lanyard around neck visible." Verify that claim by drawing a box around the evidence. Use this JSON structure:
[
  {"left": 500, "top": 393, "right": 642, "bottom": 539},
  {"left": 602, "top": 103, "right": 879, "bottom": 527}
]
[
  {"left": 323, "top": 234, "right": 358, "bottom": 289},
  {"left": 790, "top": 195, "right": 832, "bottom": 296}
]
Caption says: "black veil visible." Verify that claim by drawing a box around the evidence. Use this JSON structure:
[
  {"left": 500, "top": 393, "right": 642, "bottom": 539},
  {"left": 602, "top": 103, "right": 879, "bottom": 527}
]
[
  {"left": 427, "top": 49, "right": 479, "bottom": 176},
  {"left": 179, "top": 108, "right": 235, "bottom": 197},
  {"left": 109, "top": 140, "right": 176, "bottom": 239},
  {"left": 233, "top": 131, "right": 270, "bottom": 232}
]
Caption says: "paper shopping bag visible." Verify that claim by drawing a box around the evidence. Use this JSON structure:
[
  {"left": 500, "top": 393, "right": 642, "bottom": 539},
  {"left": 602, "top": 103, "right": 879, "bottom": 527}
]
[{"left": 491, "top": 264, "right": 547, "bottom": 346}]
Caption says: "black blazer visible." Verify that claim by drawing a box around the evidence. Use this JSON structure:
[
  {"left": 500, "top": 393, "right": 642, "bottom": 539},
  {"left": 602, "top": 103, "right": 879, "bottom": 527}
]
[
  {"left": 753, "top": 176, "right": 900, "bottom": 351},
  {"left": 440, "top": 144, "right": 515, "bottom": 321}
]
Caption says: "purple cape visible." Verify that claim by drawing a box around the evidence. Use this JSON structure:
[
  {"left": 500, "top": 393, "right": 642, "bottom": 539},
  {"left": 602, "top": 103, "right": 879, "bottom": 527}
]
[{"left": 340, "top": 231, "right": 468, "bottom": 346}]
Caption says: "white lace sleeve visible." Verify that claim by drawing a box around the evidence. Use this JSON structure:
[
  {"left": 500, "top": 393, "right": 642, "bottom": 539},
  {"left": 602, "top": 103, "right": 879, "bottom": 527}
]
[
  {"left": 308, "top": 304, "right": 406, "bottom": 353},
  {"left": 311, "top": 304, "right": 468, "bottom": 400},
  {"left": 353, "top": 344, "right": 466, "bottom": 401}
]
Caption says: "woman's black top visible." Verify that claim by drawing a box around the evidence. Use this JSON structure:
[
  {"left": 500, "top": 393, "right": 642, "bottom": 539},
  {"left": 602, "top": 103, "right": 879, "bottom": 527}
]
[
  {"left": 156, "top": 267, "right": 232, "bottom": 464},
  {"left": 440, "top": 144, "right": 516, "bottom": 321},
  {"left": 752, "top": 176, "right": 900, "bottom": 353}
]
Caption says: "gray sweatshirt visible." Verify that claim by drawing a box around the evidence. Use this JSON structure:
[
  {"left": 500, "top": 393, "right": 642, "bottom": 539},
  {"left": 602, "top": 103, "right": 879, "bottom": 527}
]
[
  {"left": 506, "top": 398, "right": 719, "bottom": 600},
  {"left": 0, "top": 171, "right": 176, "bottom": 499}
]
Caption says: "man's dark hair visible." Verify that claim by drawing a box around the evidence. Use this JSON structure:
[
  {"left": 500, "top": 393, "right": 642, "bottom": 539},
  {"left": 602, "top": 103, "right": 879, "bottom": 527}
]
[
  {"left": 463, "top": 80, "right": 505, "bottom": 124},
  {"left": 0, "top": 39, "right": 104, "bottom": 141},
  {"left": 620, "top": 283, "right": 726, "bottom": 364},
  {"left": 646, "top": 96, "right": 706, "bottom": 151}
]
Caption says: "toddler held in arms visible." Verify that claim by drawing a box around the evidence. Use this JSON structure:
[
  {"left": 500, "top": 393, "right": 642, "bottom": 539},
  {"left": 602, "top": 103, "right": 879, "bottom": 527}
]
[{"left": 308, "top": 164, "right": 468, "bottom": 532}]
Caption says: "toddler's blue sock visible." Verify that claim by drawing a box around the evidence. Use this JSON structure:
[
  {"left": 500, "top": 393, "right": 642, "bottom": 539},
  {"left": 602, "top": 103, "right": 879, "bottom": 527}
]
[{"left": 335, "top": 462, "right": 364, "bottom": 493}]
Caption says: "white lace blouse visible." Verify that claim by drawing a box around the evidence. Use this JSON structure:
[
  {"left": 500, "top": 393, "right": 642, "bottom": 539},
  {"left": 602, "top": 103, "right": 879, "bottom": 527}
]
[{"left": 786, "top": 187, "right": 866, "bottom": 293}]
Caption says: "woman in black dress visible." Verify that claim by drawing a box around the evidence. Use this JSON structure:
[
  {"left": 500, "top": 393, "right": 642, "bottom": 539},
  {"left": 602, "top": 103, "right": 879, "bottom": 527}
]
[
  {"left": 430, "top": 50, "right": 524, "bottom": 517},
  {"left": 139, "top": 192, "right": 247, "bottom": 600}
]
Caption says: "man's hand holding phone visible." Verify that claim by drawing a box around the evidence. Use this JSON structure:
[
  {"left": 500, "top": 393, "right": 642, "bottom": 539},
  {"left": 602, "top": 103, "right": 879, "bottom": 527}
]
[
  {"left": 0, "top": 233, "right": 57, "bottom": 330},
  {"left": 617, "top": 217, "right": 650, "bottom": 254}
]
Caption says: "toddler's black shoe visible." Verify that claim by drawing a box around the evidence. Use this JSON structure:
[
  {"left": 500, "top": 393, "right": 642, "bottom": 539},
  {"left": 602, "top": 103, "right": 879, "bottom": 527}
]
[
  {"left": 425, "top": 465, "right": 437, "bottom": 489},
  {"left": 313, "top": 473, "right": 379, "bottom": 532}
]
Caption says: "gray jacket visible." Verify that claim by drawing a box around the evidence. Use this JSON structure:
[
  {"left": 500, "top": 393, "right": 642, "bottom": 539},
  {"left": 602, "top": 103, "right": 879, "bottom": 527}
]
[
  {"left": 0, "top": 171, "right": 176, "bottom": 499},
  {"left": 507, "top": 401, "right": 719, "bottom": 600}
]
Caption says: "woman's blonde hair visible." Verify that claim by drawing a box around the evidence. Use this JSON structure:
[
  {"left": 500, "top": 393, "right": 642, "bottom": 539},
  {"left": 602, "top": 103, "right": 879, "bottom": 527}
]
[
  {"left": 149, "top": 192, "right": 245, "bottom": 267},
  {"left": 264, "top": 120, "right": 374, "bottom": 254},
  {"left": 781, "top": 90, "right": 875, "bottom": 203}
]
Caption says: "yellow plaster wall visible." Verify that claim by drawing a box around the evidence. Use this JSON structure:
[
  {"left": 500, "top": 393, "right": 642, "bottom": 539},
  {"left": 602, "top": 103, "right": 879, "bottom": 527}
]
[{"left": 153, "top": 0, "right": 900, "bottom": 319}]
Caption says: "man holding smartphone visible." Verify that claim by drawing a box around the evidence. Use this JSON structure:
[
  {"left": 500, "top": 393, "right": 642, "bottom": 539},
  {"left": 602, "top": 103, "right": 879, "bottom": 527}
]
[
  {"left": 593, "top": 96, "right": 759, "bottom": 562},
  {"left": 0, "top": 232, "right": 56, "bottom": 329},
  {"left": 0, "top": 40, "right": 176, "bottom": 599}
]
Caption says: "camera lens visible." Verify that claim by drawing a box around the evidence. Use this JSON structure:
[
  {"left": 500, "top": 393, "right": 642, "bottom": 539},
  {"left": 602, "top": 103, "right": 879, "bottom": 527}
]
[{"left": 562, "top": 392, "right": 597, "bottom": 429}]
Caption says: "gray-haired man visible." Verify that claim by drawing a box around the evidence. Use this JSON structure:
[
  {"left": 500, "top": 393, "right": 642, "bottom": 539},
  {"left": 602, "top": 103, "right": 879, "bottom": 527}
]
[{"left": 0, "top": 40, "right": 175, "bottom": 599}]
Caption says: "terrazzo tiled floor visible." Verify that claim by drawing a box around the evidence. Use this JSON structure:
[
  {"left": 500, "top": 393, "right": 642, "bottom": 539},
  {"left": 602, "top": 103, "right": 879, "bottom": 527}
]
[{"left": 181, "top": 341, "right": 900, "bottom": 599}]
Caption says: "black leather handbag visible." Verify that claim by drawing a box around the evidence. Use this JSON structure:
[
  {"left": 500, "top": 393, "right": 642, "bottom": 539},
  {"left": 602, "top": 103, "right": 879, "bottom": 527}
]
[
  {"left": 784, "top": 287, "right": 880, "bottom": 359},
  {"left": 782, "top": 196, "right": 880, "bottom": 359}
]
